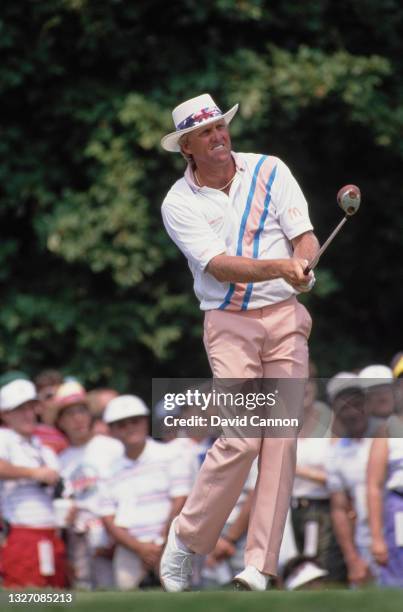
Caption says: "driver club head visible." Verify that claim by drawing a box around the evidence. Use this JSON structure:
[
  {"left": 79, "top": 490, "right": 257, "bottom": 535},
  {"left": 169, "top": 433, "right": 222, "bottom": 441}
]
[{"left": 337, "top": 184, "right": 361, "bottom": 216}]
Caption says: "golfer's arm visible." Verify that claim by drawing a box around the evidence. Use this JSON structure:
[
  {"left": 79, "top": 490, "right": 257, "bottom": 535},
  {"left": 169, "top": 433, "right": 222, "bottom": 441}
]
[
  {"left": 291, "top": 231, "right": 320, "bottom": 262},
  {"left": 102, "top": 515, "right": 144, "bottom": 554},
  {"left": 330, "top": 491, "right": 360, "bottom": 564},
  {"left": 206, "top": 254, "right": 289, "bottom": 283}
]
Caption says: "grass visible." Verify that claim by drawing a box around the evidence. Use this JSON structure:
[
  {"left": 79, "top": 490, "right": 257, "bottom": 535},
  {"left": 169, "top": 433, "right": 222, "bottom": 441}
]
[{"left": 3, "top": 588, "right": 403, "bottom": 612}]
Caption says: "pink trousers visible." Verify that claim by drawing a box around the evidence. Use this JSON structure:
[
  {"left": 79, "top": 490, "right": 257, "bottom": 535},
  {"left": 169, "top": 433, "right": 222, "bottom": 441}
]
[{"left": 176, "top": 296, "right": 311, "bottom": 575}]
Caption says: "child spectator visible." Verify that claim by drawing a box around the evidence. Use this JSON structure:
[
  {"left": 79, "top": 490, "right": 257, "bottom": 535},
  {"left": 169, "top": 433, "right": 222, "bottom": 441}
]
[
  {"left": 52, "top": 381, "right": 123, "bottom": 589},
  {"left": 0, "top": 379, "right": 66, "bottom": 587}
]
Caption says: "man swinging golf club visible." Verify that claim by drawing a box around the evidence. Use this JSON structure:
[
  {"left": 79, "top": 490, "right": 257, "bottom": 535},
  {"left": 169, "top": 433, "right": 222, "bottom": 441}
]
[{"left": 159, "top": 93, "right": 320, "bottom": 591}]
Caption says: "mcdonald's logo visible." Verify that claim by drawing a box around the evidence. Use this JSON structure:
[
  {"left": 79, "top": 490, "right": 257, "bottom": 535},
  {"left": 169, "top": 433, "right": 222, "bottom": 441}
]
[{"left": 288, "top": 207, "right": 302, "bottom": 220}]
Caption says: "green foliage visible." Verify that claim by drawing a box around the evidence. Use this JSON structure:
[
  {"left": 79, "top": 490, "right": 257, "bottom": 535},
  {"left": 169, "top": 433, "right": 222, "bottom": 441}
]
[{"left": 0, "top": 0, "right": 402, "bottom": 390}]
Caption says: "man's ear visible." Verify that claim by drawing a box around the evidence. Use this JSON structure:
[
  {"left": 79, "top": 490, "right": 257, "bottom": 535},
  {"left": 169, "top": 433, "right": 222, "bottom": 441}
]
[{"left": 180, "top": 135, "right": 191, "bottom": 155}]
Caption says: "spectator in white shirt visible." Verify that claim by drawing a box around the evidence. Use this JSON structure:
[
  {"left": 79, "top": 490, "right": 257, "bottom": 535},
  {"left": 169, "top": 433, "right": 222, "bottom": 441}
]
[
  {"left": 51, "top": 381, "right": 124, "bottom": 589},
  {"left": 291, "top": 375, "right": 345, "bottom": 583},
  {"left": 325, "top": 374, "right": 375, "bottom": 586},
  {"left": 99, "top": 395, "right": 193, "bottom": 590},
  {"left": 0, "top": 378, "right": 66, "bottom": 587}
]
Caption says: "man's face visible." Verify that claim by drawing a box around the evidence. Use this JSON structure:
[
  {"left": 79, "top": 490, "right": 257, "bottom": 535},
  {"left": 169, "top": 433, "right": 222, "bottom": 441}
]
[
  {"left": 182, "top": 120, "right": 232, "bottom": 167},
  {"left": 364, "top": 385, "right": 395, "bottom": 418},
  {"left": 57, "top": 404, "right": 92, "bottom": 443},
  {"left": 333, "top": 391, "right": 368, "bottom": 437},
  {"left": 110, "top": 416, "right": 148, "bottom": 447},
  {"left": 2, "top": 401, "right": 38, "bottom": 436},
  {"left": 36, "top": 385, "right": 59, "bottom": 425}
]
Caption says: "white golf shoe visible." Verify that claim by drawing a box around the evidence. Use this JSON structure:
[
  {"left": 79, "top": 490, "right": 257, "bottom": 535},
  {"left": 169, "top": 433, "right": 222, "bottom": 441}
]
[
  {"left": 232, "top": 565, "right": 269, "bottom": 591},
  {"left": 159, "top": 517, "right": 194, "bottom": 592}
]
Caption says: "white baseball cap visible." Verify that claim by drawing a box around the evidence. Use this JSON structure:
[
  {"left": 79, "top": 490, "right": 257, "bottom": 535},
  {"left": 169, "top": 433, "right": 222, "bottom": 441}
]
[
  {"left": 161, "top": 93, "right": 239, "bottom": 152},
  {"left": 359, "top": 364, "right": 394, "bottom": 390},
  {"left": 103, "top": 394, "right": 150, "bottom": 424},
  {"left": 0, "top": 379, "right": 37, "bottom": 412},
  {"left": 326, "top": 372, "right": 362, "bottom": 403}
]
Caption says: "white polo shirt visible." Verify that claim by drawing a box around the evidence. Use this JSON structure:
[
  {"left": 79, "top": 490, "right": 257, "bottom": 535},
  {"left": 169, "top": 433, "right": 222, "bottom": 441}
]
[
  {"left": 293, "top": 438, "right": 332, "bottom": 500},
  {"left": 98, "top": 438, "right": 193, "bottom": 542},
  {"left": 385, "top": 437, "right": 403, "bottom": 492},
  {"left": 0, "top": 428, "right": 59, "bottom": 527},
  {"left": 162, "top": 152, "right": 313, "bottom": 311},
  {"left": 59, "top": 434, "right": 124, "bottom": 532},
  {"left": 326, "top": 437, "right": 372, "bottom": 548}
]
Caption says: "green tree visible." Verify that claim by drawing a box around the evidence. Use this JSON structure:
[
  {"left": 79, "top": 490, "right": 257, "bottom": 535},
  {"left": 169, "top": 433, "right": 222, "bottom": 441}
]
[{"left": 0, "top": 0, "right": 402, "bottom": 395}]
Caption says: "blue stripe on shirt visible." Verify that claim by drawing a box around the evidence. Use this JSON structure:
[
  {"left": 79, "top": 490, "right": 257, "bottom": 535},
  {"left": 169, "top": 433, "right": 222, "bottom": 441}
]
[
  {"left": 241, "top": 164, "right": 277, "bottom": 310},
  {"left": 218, "top": 155, "right": 268, "bottom": 310}
]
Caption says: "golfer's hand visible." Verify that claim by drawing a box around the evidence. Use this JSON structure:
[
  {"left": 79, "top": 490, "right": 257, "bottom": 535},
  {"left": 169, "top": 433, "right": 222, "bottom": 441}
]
[
  {"left": 294, "top": 270, "right": 316, "bottom": 293},
  {"left": 137, "top": 541, "right": 163, "bottom": 570},
  {"left": 279, "top": 258, "right": 310, "bottom": 287}
]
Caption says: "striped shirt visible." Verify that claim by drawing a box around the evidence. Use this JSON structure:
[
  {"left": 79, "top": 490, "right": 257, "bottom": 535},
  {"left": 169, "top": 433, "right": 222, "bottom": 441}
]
[
  {"left": 98, "top": 438, "right": 193, "bottom": 542},
  {"left": 33, "top": 423, "right": 69, "bottom": 455},
  {"left": 0, "top": 428, "right": 59, "bottom": 527},
  {"left": 162, "top": 152, "right": 313, "bottom": 310}
]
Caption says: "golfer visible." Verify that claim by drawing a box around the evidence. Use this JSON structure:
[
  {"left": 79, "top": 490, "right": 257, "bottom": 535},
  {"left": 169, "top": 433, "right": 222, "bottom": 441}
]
[{"left": 159, "top": 93, "right": 319, "bottom": 591}]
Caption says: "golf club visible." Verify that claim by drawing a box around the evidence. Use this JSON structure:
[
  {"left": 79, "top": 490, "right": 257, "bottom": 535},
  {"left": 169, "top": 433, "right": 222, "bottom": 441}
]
[{"left": 304, "top": 184, "right": 361, "bottom": 274}]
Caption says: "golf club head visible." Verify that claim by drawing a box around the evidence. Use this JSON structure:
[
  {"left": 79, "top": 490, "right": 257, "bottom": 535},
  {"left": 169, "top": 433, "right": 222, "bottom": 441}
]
[{"left": 337, "top": 184, "right": 361, "bottom": 216}]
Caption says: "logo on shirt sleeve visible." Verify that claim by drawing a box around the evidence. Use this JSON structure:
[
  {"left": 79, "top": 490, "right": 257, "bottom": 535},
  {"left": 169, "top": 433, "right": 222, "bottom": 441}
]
[{"left": 288, "top": 207, "right": 303, "bottom": 220}]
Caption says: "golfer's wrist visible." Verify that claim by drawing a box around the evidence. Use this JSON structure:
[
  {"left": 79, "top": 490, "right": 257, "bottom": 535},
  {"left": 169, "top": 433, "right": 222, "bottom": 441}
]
[{"left": 263, "top": 258, "right": 287, "bottom": 281}]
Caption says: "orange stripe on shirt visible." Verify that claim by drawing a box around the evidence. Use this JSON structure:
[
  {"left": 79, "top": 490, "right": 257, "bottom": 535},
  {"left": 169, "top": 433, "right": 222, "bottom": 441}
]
[{"left": 227, "top": 156, "right": 278, "bottom": 310}]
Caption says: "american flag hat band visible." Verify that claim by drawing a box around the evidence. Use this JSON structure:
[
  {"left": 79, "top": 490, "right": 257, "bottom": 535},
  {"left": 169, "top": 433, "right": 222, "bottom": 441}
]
[{"left": 161, "top": 93, "right": 239, "bottom": 153}]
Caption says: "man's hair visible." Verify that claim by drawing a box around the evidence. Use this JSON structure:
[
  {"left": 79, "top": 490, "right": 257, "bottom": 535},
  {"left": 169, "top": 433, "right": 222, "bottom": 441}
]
[
  {"left": 34, "top": 369, "right": 64, "bottom": 390},
  {"left": 179, "top": 134, "right": 193, "bottom": 164}
]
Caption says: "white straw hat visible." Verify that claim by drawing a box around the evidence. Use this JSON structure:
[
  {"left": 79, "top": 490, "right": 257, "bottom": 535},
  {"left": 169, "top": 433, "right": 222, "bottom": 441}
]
[{"left": 161, "top": 93, "right": 239, "bottom": 152}]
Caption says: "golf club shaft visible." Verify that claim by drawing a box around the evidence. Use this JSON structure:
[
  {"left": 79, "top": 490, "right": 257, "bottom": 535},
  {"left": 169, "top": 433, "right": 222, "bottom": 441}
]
[{"left": 304, "top": 216, "right": 348, "bottom": 274}]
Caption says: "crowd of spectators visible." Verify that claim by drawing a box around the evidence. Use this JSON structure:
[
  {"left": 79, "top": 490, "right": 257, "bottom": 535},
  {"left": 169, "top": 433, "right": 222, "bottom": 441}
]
[{"left": 0, "top": 353, "right": 402, "bottom": 591}]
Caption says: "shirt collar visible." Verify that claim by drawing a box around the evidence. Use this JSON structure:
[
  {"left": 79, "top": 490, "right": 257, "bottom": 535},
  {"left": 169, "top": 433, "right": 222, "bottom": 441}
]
[
  {"left": 184, "top": 151, "right": 245, "bottom": 192},
  {"left": 122, "top": 437, "right": 152, "bottom": 465}
]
